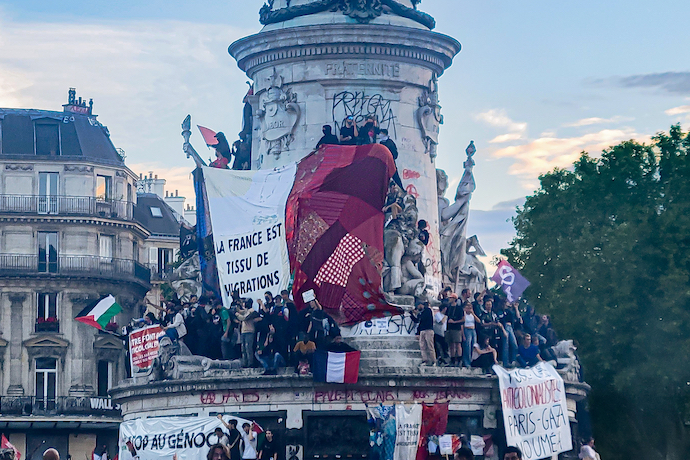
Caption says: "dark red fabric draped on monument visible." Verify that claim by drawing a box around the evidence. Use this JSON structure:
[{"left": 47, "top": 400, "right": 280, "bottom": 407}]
[{"left": 286, "top": 143, "right": 399, "bottom": 324}]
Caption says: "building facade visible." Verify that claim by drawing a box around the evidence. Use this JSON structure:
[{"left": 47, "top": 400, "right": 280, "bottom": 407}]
[{"left": 0, "top": 90, "right": 152, "bottom": 460}]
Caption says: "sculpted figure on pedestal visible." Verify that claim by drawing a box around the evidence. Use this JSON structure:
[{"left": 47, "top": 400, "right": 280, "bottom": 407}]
[
  {"left": 256, "top": 68, "right": 300, "bottom": 162},
  {"left": 456, "top": 235, "right": 488, "bottom": 293},
  {"left": 417, "top": 75, "right": 443, "bottom": 160},
  {"left": 383, "top": 191, "right": 426, "bottom": 297},
  {"left": 437, "top": 141, "right": 487, "bottom": 290}
]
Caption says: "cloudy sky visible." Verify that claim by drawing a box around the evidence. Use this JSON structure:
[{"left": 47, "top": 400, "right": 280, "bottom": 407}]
[{"left": 1, "top": 0, "right": 688, "bottom": 258}]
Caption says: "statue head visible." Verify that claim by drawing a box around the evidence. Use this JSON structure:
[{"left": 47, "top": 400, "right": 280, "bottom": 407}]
[{"left": 436, "top": 169, "right": 448, "bottom": 197}]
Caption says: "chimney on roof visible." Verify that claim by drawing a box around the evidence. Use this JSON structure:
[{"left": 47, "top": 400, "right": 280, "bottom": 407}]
[
  {"left": 155, "top": 175, "right": 158, "bottom": 180},
  {"left": 63, "top": 88, "right": 94, "bottom": 115},
  {"left": 175, "top": 190, "right": 178, "bottom": 197}
]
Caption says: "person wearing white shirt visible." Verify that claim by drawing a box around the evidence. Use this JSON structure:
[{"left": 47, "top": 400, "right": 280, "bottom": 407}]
[
  {"left": 240, "top": 423, "right": 257, "bottom": 460},
  {"left": 579, "top": 438, "right": 600, "bottom": 460},
  {"left": 162, "top": 306, "right": 187, "bottom": 341}
]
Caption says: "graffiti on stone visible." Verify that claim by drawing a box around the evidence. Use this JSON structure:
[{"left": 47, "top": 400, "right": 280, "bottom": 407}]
[{"left": 332, "top": 91, "right": 397, "bottom": 138}]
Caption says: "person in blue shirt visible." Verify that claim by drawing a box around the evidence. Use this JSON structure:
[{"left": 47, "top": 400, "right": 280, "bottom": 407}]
[{"left": 516, "top": 333, "right": 543, "bottom": 367}]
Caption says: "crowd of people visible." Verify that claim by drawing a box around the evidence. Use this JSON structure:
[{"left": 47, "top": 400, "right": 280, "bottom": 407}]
[
  {"left": 134, "top": 283, "right": 559, "bottom": 375},
  {"left": 138, "top": 290, "right": 350, "bottom": 375},
  {"left": 413, "top": 287, "right": 560, "bottom": 371}
]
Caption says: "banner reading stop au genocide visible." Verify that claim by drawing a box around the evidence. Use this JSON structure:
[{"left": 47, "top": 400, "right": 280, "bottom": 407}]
[
  {"left": 203, "top": 165, "right": 297, "bottom": 306},
  {"left": 493, "top": 362, "right": 572, "bottom": 460},
  {"left": 129, "top": 325, "right": 164, "bottom": 372},
  {"left": 119, "top": 415, "right": 251, "bottom": 460}
]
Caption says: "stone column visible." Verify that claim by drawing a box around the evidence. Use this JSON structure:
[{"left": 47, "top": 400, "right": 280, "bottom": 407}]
[
  {"left": 230, "top": 21, "right": 460, "bottom": 295},
  {"left": 7, "top": 293, "right": 27, "bottom": 395}
]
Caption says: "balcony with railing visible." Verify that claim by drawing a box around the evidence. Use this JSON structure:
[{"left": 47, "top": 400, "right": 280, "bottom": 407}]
[
  {"left": 148, "top": 263, "right": 173, "bottom": 281},
  {"left": 0, "top": 396, "right": 121, "bottom": 417},
  {"left": 0, "top": 254, "right": 151, "bottom": 286},
  {"left": 0, "top": 195, "right": 134, "bottom": 220}
]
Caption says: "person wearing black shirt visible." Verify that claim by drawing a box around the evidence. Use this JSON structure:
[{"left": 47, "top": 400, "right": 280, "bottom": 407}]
[
  {"left": 480, "top": 300, "right": 509, "bottom": 366},
  {"left": 413, "top": 301, "right": 436, "bottom": 365},
  {"left": 258, "top": 430, "right": 278, "bottom": 460},
  {"left": 378, "top": 128, "right": 404, "bottom": 190},
  {"left": 217, "top": 417, "right": 243, "bottom": 460},
  {"left": 339, "top": 116, "right": 358, "bottom": 145},
  {"left": 445, "top": 294, "right": 464, "bottom": 367},
  {"left": 316, "top": 125, "right": 339, "bottom": 149},
  {"left": 358, "top": 115, "right": 379, "bottom": 144}
]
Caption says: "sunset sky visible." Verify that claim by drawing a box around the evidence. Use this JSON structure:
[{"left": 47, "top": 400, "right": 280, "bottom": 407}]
[{"left": 1, "top": 0, "right": 688, "bottom": 257}]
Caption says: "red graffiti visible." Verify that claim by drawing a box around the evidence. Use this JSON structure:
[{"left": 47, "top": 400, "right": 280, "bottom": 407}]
[
  {"left": 402, "top": 169, "right": 421, "bottom": 180},
  {"left": 405, "top": 184, "right": 419, "bottom": 198},
  {"left": 242, "top": 391, "right": 260, "bottom": 403},
  {"left": 200, "top": 392, "right": 216, "bottom": 405}
]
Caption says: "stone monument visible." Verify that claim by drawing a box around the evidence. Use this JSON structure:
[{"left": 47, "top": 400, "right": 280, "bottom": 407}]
[{"left": 229, "top": 0, "right": 461, "bottom": 299}]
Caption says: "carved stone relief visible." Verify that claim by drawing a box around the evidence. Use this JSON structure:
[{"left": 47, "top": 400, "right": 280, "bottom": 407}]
[
  {"left": 64, "top": 165, "right": 94, "bottom": 174},
  {"left": 257, "top": 68, "right": 301, "bottom": 160},
  {"left": 5, "top": 164, "right": 33, "bottom": 171},
  {"left": 416, "top": 74, "right": 443, "bottom": 160}
]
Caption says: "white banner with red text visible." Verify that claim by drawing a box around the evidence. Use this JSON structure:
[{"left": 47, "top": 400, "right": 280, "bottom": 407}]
[{"left": 493, "top": 362, "right": 572, "bottom": 460}]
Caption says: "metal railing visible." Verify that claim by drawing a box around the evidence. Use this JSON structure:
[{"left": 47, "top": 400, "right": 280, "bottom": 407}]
[
  {"left": 147, "top": 263, "right": 173, "bottom": 281},
  {"left": 0, "top": 396, "right": 121, "bottom": 416},
  {"left": 0, "top": 254, "right": 150, "bottom": 285},
  {"left": 0, "top": 195, "right": 134, "bottom": 220}
]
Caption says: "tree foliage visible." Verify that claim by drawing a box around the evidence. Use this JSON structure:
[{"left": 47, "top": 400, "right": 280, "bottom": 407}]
[{"left": 502, "top": 125, "right": 690, "bottom": 460}]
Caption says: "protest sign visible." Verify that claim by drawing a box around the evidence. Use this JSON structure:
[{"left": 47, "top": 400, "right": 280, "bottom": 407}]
[
  {"left": 202, "top": 165, "right": 297, "bottom": 306},
  {"left": 394, "top": 403, "right": 422, "bottom": 460},
  {"left": 491, "top": 260, "right": 531, "bottom": 302},
  {"left": 493, "top": 362, "right": 572, "bottom": 460},
  {"left": 119, "top": 415, "right": 251, "bottom": 460},
  {"left": 129, "top": 325, "right": 164, "bottom": 371}
]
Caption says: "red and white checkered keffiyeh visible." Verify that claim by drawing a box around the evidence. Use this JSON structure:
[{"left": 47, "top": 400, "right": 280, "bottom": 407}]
[{"left": 314, "top": 233, "right": 365, "bottom": 287}]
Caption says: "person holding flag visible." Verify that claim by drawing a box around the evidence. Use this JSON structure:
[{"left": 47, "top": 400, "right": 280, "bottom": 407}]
[{"left": 1, "top": 435, "right": 20, "bottom": 460}]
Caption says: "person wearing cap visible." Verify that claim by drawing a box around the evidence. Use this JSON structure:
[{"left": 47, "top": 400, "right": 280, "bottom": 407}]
[
  {"left": 413, "top": 301, "right": 436, "bottom": 366},
  {"left": 316, "top": 125, "right": 339, "bottom": 149},
  {"left": 340, "top": 116, "right": 358, "bottom": 145}
]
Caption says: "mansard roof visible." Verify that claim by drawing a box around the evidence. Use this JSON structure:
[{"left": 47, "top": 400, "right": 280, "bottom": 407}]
[{"left": 0, "top": 107, "right": 125, "bottom": 167}]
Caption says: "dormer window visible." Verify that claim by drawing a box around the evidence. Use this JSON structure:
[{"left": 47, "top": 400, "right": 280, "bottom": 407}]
[
  {"left": 35, "top": 120, "right": 61, "bottom": 156},
  {"left": 150, "top": 207, "right": 163, "bottom": 218}
]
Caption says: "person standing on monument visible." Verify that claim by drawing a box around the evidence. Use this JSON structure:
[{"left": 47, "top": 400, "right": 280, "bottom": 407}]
[
  {"left": 316, "top": 124, "right": 339, "bottom": 149},
  {"left": 358, "top": 114, "right": 379, "bottom": 144},
  {"left": 339, "top": 116, "right": 358, "bottom": 145},
  {"left": 379, "top": 128, "right": 404, "bottom": 190},
  {"left": 445, "top": 293, "right": 464, "bottom": 367},
  {"left": 413, "top": 301, "right": 436, "bottom": 366}
]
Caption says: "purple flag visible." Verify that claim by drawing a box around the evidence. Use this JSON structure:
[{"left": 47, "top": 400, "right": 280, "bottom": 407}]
[{"left": 491, "top": 260, "right": 530, "bottom": 302}]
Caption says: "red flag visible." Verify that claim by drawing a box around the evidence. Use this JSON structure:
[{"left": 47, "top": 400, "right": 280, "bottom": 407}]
[
  {"left": 251, "top": 421, "right": 264, "bottom": 434},
  {"left": 197, "top": 125, "right": 219, "bottom": 147},
  {"left": 416, "top": 403, "right": 449, "bottom": 460},
  {"left": 286, "top": 144, "right": 399, "bottom": 325},
  {"left": 1, "top": 434, "right": 21, "bottom": 460}
]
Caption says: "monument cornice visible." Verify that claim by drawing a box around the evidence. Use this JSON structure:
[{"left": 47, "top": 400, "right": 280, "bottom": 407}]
[{"left": 229, "top": 24, "right": 461, "bottom": 77}]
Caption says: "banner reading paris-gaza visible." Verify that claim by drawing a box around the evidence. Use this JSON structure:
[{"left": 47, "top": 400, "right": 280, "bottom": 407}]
[
  {"left": 203, "top": 165, "right": 297, "bottom": 305},
  {"left": 493, "top": 362, "right": 572, "bottom": 460}
]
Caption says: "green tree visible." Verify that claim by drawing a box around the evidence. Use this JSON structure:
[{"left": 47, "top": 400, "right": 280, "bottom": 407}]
[{"left": 502, "top": 125, "right": 690, "bottom": 460}]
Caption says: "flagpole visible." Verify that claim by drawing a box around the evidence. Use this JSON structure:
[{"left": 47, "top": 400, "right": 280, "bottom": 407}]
[{"left": 182, "top": 115, "right": 207, "bottom": 167}]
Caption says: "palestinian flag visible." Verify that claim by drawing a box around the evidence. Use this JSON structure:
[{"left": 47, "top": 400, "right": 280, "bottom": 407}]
[{"left": 75, "top": 295, "right": 121, "bottom": 330}]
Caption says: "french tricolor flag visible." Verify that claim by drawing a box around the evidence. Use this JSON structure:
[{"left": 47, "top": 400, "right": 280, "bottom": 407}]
[{"left": 313, "top": 350, "right": 361, "bottom": 384}]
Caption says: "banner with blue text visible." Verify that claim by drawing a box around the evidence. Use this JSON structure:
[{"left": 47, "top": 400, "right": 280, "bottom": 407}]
[{"left": 493, "top": 362, "right": 572, "bottom": 460}]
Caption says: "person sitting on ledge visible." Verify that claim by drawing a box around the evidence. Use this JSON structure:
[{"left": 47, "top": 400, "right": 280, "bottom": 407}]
[
  {"left": 255, "top": 324, "right": 286, "bottom": 375},
  {"left": 471, "top": 334, "right": 497, "bottom": 373},
  {"left": 327, "top": 335, "right": 356, "bottom": 352},
  {"left": 516, "top": 333, "right": 542, "bottom": 368}
]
